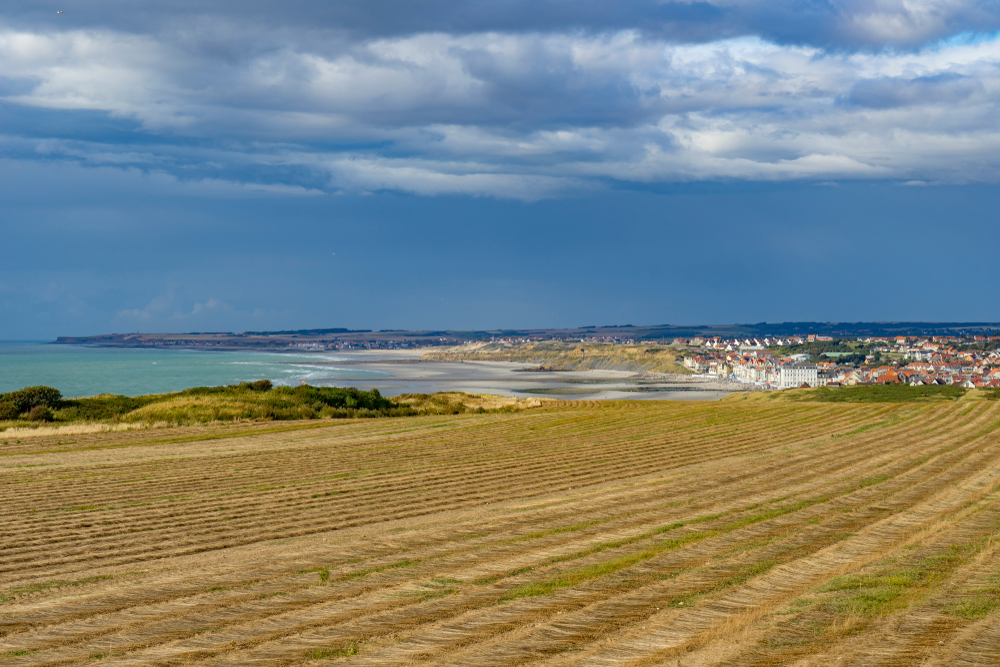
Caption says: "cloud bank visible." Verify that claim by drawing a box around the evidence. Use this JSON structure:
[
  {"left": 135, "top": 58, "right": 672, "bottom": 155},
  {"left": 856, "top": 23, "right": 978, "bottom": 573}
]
[{"left": 2, "top": 1, "right": 1000, "bottom": 198}]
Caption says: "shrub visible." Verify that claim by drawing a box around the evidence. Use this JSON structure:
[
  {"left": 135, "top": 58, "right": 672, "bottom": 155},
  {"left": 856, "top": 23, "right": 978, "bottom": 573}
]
[
  {"left": 6, "top": 382, "right": 413, "bottom": 426},
  {"left": 56, "top": 394, "right": 156, "bottom": 422},
  {"left": 246, "top": 379, "right": 273, "bottom": 392},
  {"left": 28, "top": 405, "right": 54, "bottom": 422},
  {"left": 290, "top": 385, "right": 393, "bottom": 411},
  {"left": 232, "top": 379, "right": 273, "bottom": 392},
  {"left": 0, "top": 401, "right": 19, "bottom": 421},
  {"left": 0, "top": 386, "right": 62, "bottom": 413}
]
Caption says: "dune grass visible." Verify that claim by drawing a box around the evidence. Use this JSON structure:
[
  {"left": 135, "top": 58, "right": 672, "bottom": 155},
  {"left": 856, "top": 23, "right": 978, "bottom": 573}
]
[
  {"left": 423, "top": 341, "right": 690, "bottom": 374},
  {"left": 0, "top": 384, "right": 540, "bottom": 430}
]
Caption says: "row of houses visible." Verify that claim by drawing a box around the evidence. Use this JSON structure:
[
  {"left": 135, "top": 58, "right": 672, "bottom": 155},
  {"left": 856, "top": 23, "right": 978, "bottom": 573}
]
[
  {"left": 677, "top": 334, "right": 836, "bottom": 349},
  {"left": 294, "top": 339, "right": 438, "bottom": 351},
  {"left": 683, "top": 349, "right": 1000, "bottom": 390},
  {"left": 683, "top": 354, "right": 825, "bottom": 389}
]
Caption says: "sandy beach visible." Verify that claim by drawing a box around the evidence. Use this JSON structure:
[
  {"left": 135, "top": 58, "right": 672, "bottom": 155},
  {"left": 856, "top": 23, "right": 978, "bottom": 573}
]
[{"left": 300, "top": 349, "right": 740, "bottom": 400}]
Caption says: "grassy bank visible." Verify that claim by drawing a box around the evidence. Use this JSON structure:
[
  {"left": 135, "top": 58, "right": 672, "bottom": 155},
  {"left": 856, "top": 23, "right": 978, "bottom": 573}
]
[
  {"left": 0, "top": 383, "right": 540, "bottom": 430},
  {"left": 728, "top": 384, "right": 1000, "bottom": 403},
  {"left": 422, "top": 341, "right": 690, "bottom": 374}
]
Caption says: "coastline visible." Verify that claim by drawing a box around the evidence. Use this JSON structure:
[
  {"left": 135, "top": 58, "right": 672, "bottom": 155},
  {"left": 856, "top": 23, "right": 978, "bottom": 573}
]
[
  {"left": 1, "top": 343, "right": 740, "bottom": 401},
  {"left": 319, "top": 351, "right": 739, "bottom": 400}
]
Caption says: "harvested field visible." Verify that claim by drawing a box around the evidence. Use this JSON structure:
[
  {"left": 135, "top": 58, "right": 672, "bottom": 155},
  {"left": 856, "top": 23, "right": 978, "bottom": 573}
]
[{"left": 3, "top": 399, "right": 1000, "bottom": 665}]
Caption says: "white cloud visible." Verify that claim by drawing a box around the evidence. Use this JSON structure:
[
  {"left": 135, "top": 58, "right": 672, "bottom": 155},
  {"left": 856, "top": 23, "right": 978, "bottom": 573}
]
[
  {"left": 842, "top": 0, "right": 987, "bottom": 45},
  {"left": 116, "top": 294, "right": 257, "bottom": 324},
  {"left": 3, "top": 24, "right": 1000, "bottom": 197},
  {"left": 115, "top": 292, "right": 175, "bottom": 321}
]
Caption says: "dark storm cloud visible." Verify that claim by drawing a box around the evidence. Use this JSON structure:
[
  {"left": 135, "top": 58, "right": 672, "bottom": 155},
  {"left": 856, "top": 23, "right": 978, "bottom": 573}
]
[
  {"left": 1, "top": 0, "right": 1000, "bottom": 199},
  {"left": 6, "top": 0, "right": 1000, "bottom": 48},
  {"left": 4, "top": 1, "right": 1000, "bottom": 343}
]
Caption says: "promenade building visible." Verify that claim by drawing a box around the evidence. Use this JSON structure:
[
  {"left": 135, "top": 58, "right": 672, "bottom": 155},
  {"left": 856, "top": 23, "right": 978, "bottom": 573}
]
[{"left": 779, "top": 363, "right": 819, "bottom": 389}]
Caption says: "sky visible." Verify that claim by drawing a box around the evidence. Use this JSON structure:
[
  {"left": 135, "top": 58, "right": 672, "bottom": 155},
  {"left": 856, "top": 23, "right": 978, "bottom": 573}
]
[{"left": 2, "top": 0, "right": 1000, "bottom": 339}]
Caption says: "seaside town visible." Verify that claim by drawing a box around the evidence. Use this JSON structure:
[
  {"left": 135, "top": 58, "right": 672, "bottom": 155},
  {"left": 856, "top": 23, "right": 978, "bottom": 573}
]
[
  {"left": 677, "top": 335, "right": 1000, "bottom": 390},
  {"left": 52, "top": 327, "right": 1000, "bottom": 392}
]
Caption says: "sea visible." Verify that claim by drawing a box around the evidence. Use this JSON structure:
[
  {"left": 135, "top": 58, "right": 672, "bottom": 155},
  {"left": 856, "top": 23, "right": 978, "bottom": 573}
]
[{"left": 0, "top": 341, "right": 386, "bottom": 398}]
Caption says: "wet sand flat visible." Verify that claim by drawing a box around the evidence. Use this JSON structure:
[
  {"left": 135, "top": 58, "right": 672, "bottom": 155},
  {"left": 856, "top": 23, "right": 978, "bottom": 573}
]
[{"left": 299, "top": 350, "right": 739, "bottom": 400}]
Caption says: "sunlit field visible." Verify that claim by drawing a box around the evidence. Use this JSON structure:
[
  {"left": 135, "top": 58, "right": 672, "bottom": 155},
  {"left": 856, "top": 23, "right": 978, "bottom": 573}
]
[{"left": 3, "top": 397, "right": 1000, "bottom": 665}]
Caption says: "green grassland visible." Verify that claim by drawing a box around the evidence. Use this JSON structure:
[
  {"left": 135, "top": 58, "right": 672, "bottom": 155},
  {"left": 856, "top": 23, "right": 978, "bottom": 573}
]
[
  {"left": 5, "top": 375, "right": 997, "bottom": 432},
  {"left": 0, "top": 383, "right": 537, "bottom": 430},
  {"left": 423, "top": 341, "right": 690, "bottom": 374},
  {"left": 728, "top": 385, "right": 1000, "bottom": 403}
]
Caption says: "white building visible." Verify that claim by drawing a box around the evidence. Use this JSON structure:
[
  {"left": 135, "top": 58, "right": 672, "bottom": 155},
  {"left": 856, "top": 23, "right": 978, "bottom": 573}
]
[
  {"left": 779, "top": 363, "right": 818, "bottom": 389},
  {"left": 906, "top": 348, "right": 936, "bottom": 361},
  {"left": 683, "top": 356, "right": 709, "bottom": 373}
]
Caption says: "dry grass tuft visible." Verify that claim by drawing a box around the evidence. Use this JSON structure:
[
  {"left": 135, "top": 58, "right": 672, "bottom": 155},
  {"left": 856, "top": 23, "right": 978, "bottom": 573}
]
[
  {"left": 392, "top": 391, "right": 543, "bottom": 413},
  {"left": 0, "top": 421, "right": 160, "bottom": 438}
]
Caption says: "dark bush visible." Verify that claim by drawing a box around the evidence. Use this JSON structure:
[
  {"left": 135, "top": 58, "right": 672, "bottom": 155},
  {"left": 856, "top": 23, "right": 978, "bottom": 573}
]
[
  {"left": 817, "top": 352, "right": 869, "bottom": 366},
  {"left": 290, "top": 385, "right": 393, "bottom": 411},
  {"left": 57, "top": 394, "right": 156, "bottom": 421},
  {"left": 28, "top": 405, "right": 54, "bottom": 422},
  {"left": 0, "top": 386, "right": 62, "bottom": 413},
  {"left": 0, "top": 401, "right": 19, "bottom": 421},
  {"left": 239, "top": 379, "right": 273, "bottom": 391}
]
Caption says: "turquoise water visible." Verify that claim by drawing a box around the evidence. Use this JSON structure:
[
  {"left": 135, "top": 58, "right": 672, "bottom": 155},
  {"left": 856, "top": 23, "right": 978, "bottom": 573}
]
[{"left": 0, "top": 342, "right": 386, "bottom": 397}]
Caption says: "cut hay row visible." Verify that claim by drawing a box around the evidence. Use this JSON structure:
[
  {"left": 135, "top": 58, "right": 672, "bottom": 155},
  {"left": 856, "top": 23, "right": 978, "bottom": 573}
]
[
  {"left": 0, "top": 403, "right": 883, "bottom": 577},
  {"left": 0, "top": 408, "right": 922, "bottom": 562},
  {"left": 1, "top": 400, "right": 999, "bottom": 666},
  {"left": 0, "top": 402, "right": 901, "bottom": 536},
  {"left": 297, "top": 411, "right": 1000, "bottom": 666},
  {"left": 0, "top": 400, "right": 984, "bottom": 596},
  {"left": 0, "top": 400, "right": 984, "bottom": 604}
]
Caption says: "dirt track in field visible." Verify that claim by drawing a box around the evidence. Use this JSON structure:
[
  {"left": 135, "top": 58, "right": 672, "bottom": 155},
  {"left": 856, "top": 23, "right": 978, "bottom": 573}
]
[{"left": 2, "top": 399, "right": 1000, "bottom": 665}]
